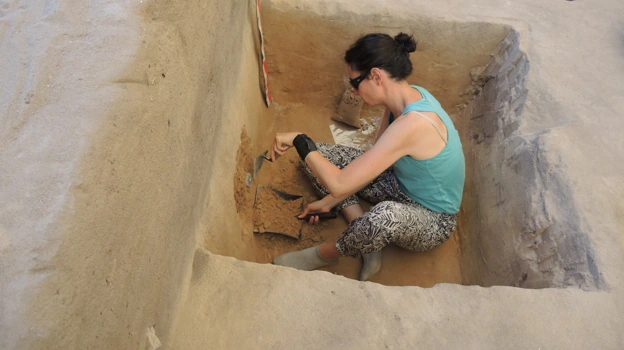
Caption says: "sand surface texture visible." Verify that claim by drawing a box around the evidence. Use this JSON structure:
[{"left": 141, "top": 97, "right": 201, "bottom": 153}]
[{"left": 253, "top": 186, "right": 303, "bottom": 239}]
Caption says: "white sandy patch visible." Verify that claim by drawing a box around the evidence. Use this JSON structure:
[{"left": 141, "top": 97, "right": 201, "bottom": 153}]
[{"left": 329, "top": 116, "right": 381, "bottom": 150}]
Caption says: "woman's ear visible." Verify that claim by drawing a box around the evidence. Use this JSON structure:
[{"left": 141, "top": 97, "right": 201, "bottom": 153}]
[{"left": 370, "top": 67, "right": 384, "bottom": 85}]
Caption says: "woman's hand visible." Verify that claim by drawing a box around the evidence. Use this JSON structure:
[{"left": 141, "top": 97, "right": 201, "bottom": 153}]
[
  {"left": 270, "top": 132, "right": 301, "bottom": 161},
  {"left": 298, "top": 198, "right": 333, "bottom": 225}
]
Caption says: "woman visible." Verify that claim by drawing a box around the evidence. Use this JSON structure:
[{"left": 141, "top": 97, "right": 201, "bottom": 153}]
[{"left": 271, "top": 33, "right": 465, "bottom": 281}]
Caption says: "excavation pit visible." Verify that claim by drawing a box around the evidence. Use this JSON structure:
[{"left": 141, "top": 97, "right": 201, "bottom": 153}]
[
  {"left": 5, "top": 0, "right": 621, "bottom": 348},
  {"left": 216, "top": 6, "right": 603, "bottom": 290}
]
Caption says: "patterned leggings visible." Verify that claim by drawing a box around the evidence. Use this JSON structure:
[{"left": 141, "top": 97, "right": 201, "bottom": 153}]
[{"left": 301, "top": 143, "right": 457, "bottom": 258}]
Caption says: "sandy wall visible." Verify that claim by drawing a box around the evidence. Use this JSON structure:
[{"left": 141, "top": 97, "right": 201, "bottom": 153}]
[
  {"left": 0, "top": 0, "right": 266, "bottom": 348},
  {"left": 263, "top": 4, "right": 509, "bottom": 116},
  {"left": 457, "top": 31, "right": 603, "bottom": 289},
  {"left": 170, "top": 248, "right": 623, "bottom": 349}
]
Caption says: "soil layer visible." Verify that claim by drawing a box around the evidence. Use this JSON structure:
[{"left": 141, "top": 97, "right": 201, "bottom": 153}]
[{"left": 252, "top": 186, "right": 304, "bottom": 239}]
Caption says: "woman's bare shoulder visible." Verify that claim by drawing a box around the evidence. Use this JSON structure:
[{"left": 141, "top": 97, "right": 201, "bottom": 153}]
[{"left": 392, "top": 111, "right": 438, "bottom": 133}]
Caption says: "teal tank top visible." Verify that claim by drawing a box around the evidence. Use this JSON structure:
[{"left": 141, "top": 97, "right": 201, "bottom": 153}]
[{"left": 388, "top": 86, "right": 465, "bottom": 214}]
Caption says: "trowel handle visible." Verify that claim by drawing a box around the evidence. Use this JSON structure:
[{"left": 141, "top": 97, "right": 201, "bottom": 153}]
[
  {"left": 297, "top": 212, "right": 338, "bottom": 221},
  {"left": 262, "top": 152, "right": 280, "bottom": 162}
]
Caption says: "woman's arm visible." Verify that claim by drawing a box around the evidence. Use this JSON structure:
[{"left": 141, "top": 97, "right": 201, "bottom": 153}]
[
  {"left": 374, "top": 108, "right": 391, "bottom": 144},
  {"left": 305, "top": 118, "right": 414, "bottom": 198}
]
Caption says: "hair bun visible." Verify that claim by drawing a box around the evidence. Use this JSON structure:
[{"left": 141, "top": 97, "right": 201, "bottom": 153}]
[{"left": 394, "top": 33, "right": 417, "bottom": 53}]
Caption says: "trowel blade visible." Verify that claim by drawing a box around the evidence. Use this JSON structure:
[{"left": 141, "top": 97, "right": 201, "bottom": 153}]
[
  {"left": 253, "top": 150, "right": 275, "bottom": 178},
  {"left": 253, "top": 151, "right": 268, "bottom": 178}
]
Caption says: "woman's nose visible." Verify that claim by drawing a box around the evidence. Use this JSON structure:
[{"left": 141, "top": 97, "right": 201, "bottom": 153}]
[{"left": 352, "top": 89, "right": 360, "bottom": 96}]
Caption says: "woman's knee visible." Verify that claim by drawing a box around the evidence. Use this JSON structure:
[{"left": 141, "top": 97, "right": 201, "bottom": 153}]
[
  {"left": 337, "top": 210, "right": 393, "bottom": 257},
  {"left": 313, "top": 143, "right": 334, "bottom": 158},
  {"left": 370, "top": 201, "right": 400, "bottom": 214},
  {"left": 367, "top": 201, "right": 407, "bottom": 229}
]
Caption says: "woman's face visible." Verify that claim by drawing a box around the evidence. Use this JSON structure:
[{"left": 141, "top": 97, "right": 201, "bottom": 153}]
[{"left": 347, "top": 65, "right": 379, "bottom": 106}]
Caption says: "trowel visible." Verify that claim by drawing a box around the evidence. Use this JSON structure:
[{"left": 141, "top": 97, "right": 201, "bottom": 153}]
[
  {"left": 297, "top": 212, "right": 338, "bottom": 221},
  {"left": 253, "top": 150, "right": 272, "bottom": 178},
  {"left": 253, "top": 150, "right": 283, "bottom": 178}
]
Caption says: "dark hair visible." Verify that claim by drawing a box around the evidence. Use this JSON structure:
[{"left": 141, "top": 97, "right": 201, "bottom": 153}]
[{"left": 344, "top": 32, "right": 417, "bottom": 80}]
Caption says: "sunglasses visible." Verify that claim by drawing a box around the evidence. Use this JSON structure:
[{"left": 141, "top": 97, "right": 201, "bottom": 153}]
[{"left": 348, "top": 71, "right": 370, "bottom": 90}]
